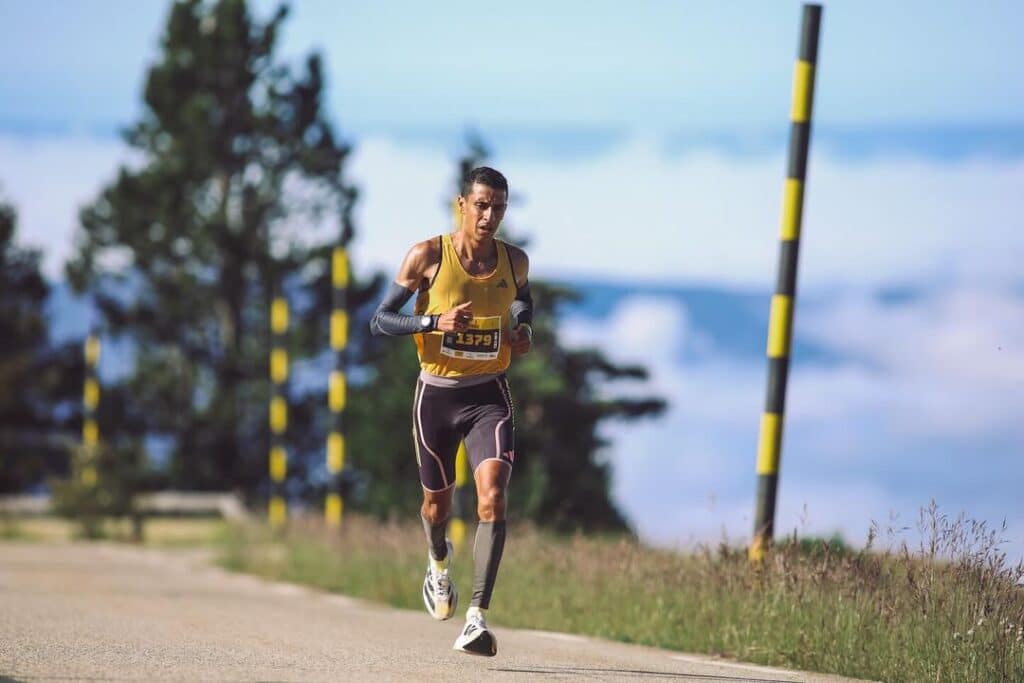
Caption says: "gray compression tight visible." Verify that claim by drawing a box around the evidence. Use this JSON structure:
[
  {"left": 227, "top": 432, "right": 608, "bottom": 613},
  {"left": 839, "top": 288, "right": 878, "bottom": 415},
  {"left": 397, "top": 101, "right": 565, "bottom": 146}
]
[
  {"left": 421, "top": 514, "right": 448, "bottom": 562},
  {"left": 471, "top": 520, "right": 506, "bottom": 609}
]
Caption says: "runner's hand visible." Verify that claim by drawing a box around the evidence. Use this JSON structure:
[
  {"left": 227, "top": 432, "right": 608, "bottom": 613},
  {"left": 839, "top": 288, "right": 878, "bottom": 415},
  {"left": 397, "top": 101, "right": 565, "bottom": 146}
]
[
  {"left": 510, "top": 324, "right": 532, "bottom": 357},
  {"left": 436, "top": 301, "right": 474, "bottom": 332}
]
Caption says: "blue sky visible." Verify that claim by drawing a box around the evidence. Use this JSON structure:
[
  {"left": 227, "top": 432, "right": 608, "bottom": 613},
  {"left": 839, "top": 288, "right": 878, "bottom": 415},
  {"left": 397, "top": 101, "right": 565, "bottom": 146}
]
[
  {"left": 1, "top": 1, "right": 1022, "bottom": 558},
  {"left": 2, "top": 0, "right": 1023, "bottom": 132}
]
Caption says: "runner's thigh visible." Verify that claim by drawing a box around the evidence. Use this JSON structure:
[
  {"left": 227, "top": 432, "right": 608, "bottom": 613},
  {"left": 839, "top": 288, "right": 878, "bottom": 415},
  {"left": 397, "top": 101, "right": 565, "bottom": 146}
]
[
  {"left": 412, "top": 380, "right": 461, "bottom": 491},
  {"left": 461, "top": 376, "right": 515, "bottom": 472}
]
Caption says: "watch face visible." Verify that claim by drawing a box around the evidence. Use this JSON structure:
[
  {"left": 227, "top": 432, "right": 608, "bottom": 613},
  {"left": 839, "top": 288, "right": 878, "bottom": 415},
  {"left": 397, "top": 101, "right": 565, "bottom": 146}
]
[{"left": 421, "top": 315, "right": 432, "bottom": 328}]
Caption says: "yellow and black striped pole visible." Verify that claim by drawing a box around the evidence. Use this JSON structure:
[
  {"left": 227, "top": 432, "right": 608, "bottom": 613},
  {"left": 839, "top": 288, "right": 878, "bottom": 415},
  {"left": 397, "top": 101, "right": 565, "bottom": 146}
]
[
  {"left": 325, "top": 247, "right": 349, "bottom": 527},
  {"left": 750, "top": 3, "right": 822, "bottom": 562},
  {"left": 450, "top": 442, "right": 471, "bottom": 550},
  {"left": 269, "top": 293, "right": 289, "bottom": 529},
  {"left": 81, "top": 332, "right": 101, "bottom": 487}
]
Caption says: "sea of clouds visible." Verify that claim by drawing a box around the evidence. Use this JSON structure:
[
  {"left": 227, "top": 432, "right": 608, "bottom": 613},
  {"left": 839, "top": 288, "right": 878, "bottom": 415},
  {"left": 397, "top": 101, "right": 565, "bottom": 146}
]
[
  {"left": 560, "top": 287, "right": 1024, "bottom": 557},
  {"left": 3, "top": 129, "right": 1022, "bottom": 560}
]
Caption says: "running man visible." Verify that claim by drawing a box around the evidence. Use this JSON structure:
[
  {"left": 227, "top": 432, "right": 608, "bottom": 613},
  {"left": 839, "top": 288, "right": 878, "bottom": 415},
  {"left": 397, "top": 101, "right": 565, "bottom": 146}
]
[{"left": 369, "top": 166, "right": 532, "bottom": 656}]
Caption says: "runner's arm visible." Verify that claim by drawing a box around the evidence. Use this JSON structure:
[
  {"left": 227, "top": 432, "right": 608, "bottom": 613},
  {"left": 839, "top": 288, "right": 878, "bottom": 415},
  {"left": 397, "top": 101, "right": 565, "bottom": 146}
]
[
  {"left": 369, "top": 241, "right": 437, "bottom": 337},
  {"left": 508, "top": 247, "right": 532, "bottom": 329},
  {"left": 370, "top": 240, "right": 475, "bottom": 336},
  {"left": 507, "top": 246, "right": 533, "bottom": 356},
  {"left": 369, "top": 283, "right": 433, "bottom": 336},
  {"left": 510, "top": 282, "right": 532, "bottom": 328}
]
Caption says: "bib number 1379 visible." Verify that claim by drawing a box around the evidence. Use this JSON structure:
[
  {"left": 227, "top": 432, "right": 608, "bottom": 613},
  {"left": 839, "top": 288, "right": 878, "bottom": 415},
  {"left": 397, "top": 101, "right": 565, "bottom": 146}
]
[{"left": 440, "top": 315, "right": 501, "bottom": 360}]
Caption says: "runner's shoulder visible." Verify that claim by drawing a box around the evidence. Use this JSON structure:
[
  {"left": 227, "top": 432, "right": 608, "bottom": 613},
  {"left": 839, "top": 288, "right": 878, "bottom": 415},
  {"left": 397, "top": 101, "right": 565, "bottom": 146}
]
[
  {"left": 405, "top": 236, "right": 443, "bottom": 272},
  {"left": 502, "top": 242, "right": 529, "bottom": 283}
]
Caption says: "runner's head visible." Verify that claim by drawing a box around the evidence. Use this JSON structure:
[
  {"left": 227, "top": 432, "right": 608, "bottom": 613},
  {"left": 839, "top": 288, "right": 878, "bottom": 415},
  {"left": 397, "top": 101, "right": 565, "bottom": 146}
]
[{"left": 458, "top": 167, "right": 508, "bottom": 240}]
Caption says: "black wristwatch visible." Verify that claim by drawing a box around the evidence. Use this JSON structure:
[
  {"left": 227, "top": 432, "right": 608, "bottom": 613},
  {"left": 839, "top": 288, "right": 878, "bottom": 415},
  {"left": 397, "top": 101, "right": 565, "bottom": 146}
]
[{"left": 419, "top": 315, "right": 436, "bottom": 332}]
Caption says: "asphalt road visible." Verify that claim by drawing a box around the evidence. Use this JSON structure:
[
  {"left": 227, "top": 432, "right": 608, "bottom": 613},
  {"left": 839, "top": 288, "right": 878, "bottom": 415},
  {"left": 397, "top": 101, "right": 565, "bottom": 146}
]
[{"left": 0, "top": 542, "right": 870, "bottom": 682}]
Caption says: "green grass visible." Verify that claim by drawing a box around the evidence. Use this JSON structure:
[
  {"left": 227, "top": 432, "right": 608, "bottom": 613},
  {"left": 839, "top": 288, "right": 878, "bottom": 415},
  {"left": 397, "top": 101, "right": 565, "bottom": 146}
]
[{"left": 217, "top": 505, "right": 1024, "bottom": 683}]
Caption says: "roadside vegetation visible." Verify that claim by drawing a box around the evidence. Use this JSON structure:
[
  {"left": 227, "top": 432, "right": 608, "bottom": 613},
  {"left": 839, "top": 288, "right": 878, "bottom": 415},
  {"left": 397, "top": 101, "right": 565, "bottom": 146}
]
[
  {"left": 0, "top": 515, "right": 228, "bottom": 546},
  {"left": 218, "top": 504, "right": 1024, "bottom": 683}
]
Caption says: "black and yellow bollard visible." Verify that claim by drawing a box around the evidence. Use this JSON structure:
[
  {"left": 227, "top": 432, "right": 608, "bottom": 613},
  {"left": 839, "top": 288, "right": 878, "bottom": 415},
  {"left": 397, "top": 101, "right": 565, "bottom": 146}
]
[
  {"left": 750, "top": 3, "right": 822, "bottom": 562},
  {"left": 81, "top": 333, "right": 101, "bottom": 487},
  {"left": 269, "top": 294, "right": 289, "bottom": 529},
  {"left": 326, "top": 247, "right": 349, "bottom": 527}
]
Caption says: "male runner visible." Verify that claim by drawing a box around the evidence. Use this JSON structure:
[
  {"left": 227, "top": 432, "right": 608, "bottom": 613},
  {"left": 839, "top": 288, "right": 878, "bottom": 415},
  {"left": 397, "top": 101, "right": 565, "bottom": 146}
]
[{"left": 369, "top": 166, "right": 532, "bottom": 657}]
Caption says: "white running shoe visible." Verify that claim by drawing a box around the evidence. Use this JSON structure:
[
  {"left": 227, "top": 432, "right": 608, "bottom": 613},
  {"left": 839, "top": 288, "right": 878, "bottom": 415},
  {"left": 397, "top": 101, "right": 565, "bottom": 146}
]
[
  {"left": 453, "top": 607, "right": 497, "bottom": 657},
  {"left": 422, "top": 541, "right": 457, "bottom": 620}
]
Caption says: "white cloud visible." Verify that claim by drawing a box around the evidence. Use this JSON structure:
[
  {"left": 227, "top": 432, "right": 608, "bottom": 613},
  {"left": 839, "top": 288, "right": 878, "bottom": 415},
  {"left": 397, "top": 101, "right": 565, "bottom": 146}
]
[
  {"left": 352, "top": 134, "right": 1024, "bottom": 289},
  {"left": 803, "top": 158, "right": 1024, "bottom": 287},
  {"left": 6, "top": 131, "right": 1024, "bottom": 292},
  {"left": 560, "top": 286, "right": 1024, "bottom": 561},
  {"left": 802, "top": 286, "right": 1024, "bottom": 384},
  {"left": 0, "top": 134, "right": 128, "bottom": 278},
  {"left": 560, "top": 297, "right": 763, "bottom": 539},
  {"left": 796, "top": 285, "right": 1024, "bottom": 437}
]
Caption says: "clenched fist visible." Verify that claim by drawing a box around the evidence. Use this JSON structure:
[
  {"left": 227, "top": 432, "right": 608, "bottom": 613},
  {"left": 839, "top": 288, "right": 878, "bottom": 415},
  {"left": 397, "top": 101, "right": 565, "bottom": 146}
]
[
  {"left": 436, "top": 301, "right": 474, "bottom": 332},
  {"left": 510, "top": 324, "right": 532, "bottom": 357}
]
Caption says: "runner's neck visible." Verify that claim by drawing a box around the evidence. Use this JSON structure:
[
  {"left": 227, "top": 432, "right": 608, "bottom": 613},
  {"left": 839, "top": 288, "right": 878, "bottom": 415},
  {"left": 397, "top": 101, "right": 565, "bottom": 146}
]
[{"left": 451, "top": 231, "right": 498, "bottom": 275}]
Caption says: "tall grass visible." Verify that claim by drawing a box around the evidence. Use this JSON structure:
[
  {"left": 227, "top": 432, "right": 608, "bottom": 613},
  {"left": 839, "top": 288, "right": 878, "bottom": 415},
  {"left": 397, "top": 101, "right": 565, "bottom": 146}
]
[{"left": 218, "top": 503, "right": 1024, "bottom": 682}]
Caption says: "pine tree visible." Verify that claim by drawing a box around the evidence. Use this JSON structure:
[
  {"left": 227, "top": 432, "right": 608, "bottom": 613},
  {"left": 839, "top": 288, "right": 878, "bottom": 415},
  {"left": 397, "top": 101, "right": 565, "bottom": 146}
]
[
  {"left": 66, "top": 0, "right": 356, "bottom": 494},
  {"left": 0, "top": 198, "right": 81, "bottom": 492}
]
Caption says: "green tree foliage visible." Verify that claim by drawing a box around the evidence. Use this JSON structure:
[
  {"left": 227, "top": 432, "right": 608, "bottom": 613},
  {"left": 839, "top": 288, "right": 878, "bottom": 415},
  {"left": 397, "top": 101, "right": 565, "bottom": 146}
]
[
  {"left": 0, "top": 199, "right": 82, "bottom": 492},
  {"left": 66, "top": 0, "right": 357, "bottom": 494},
  {"left": 348, "top": 135, "right": 665, "bottom": 532},
  {"left": 51, "top": 442, "right": 149, "bottom": 539}
]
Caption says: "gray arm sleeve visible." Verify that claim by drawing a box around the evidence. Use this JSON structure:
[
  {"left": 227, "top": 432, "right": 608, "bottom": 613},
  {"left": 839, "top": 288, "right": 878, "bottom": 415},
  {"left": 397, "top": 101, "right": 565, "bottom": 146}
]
[
  {"left": 369, "top": 283, "right": 432, "bottom": 336},
  {"left": 510, "top": 281, "right": 533, "bottom": 328}
]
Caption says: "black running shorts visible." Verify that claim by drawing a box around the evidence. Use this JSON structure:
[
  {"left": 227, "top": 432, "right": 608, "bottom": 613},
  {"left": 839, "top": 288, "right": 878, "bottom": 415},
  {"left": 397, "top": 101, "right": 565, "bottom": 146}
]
[{"left": 412, "top": 375, "right": 515, "bottom": 492}]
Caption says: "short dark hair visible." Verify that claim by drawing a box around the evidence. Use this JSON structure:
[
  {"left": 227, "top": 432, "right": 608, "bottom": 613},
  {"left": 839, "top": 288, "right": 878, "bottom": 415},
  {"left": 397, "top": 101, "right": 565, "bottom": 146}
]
[{"left": 461, "top": 166, "right": 508, "bottom": 197}]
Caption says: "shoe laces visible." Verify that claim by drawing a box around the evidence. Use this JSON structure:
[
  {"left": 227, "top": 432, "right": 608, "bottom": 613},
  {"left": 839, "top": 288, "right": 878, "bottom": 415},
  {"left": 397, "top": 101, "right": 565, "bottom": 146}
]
[
  {"left": 432, "top": 568, "right": 452, "bottom": 597},
  {"left": 467, "top": 610, "right": 487, "bottom": 631}
]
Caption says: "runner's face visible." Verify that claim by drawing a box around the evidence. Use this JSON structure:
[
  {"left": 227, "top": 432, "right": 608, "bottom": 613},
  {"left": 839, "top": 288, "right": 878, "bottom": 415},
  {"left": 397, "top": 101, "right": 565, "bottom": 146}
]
[{"left": 460, "top": 183, "right": 507, "bottom": 240}]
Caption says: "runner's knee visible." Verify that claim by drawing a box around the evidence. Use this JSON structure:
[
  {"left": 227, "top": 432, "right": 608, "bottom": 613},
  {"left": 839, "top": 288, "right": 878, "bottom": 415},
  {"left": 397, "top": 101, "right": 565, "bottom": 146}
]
[
  {"left": 422, "top": 493, "right": 452, "bottom": 524},
  {"left": 477, "top": 486, "right": 506, "bottom": 521}
]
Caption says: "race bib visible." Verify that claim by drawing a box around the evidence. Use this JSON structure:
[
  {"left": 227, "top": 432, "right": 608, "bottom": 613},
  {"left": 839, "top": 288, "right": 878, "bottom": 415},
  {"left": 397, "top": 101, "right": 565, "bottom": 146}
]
[{"left": 440, "top": 315, "right": 501, "bottom": 360}]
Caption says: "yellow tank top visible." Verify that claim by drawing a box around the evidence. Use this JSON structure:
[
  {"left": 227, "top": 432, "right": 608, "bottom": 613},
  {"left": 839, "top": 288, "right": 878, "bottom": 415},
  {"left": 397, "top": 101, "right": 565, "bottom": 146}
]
[{"left": 414, "top": 233, "right": 518, "bottom": 377}]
